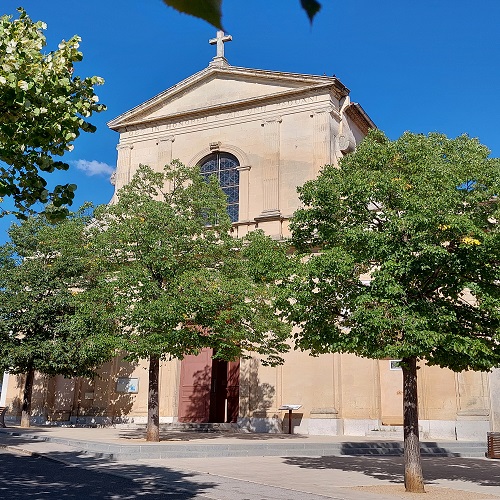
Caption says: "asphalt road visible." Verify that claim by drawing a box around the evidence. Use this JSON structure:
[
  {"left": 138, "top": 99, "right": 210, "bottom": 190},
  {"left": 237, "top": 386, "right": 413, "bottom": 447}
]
[
  {"left": 0, "top": 448, "right": 334, "bottom": 500},
  {"left": 0, "top": 448, "right": 207, "bottom": 499}
]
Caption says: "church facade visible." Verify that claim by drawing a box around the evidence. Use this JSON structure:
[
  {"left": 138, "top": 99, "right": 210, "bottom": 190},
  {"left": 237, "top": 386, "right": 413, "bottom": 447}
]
[{"left": 1, "top": 33, "right": 497, "bottom": 439}]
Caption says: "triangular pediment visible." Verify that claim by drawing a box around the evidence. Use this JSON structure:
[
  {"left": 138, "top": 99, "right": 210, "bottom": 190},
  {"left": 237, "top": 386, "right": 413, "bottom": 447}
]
[{"left": 108, "top": 64, "right": 349, "bottom": 131}]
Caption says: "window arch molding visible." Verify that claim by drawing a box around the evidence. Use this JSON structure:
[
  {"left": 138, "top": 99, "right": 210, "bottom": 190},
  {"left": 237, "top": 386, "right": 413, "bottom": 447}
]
[
  {"left": 189, "top": 144, "right": 251, "bottom": 224},
  {"left": 188, "top": 143, "right": 250, "bottom": 170},
  {"left": 199, "top": 152, "right": 240, "bottom": 222}
]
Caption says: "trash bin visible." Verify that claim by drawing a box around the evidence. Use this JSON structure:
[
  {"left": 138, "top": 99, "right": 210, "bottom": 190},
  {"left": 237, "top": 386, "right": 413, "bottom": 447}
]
[{"left": 487, "top": 432, "right": 500, "bottom": 459}]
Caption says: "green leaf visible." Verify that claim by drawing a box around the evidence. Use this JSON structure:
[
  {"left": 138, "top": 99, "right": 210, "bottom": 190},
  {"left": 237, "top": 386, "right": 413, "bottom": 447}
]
[
  {"left": 161, "top": 0, "right": 323, "bottom": 28},
  {"left": 300, "top": 0, "right": 321, "bottom": 23},
  {"left": 162, "top": 0, "right": 223, "bottom": 29}
]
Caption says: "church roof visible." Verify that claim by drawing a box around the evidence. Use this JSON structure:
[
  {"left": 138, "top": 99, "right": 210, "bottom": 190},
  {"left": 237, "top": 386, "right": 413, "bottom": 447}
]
[{"left": 107, "top": 63, "right": 356, "bottom": 132}]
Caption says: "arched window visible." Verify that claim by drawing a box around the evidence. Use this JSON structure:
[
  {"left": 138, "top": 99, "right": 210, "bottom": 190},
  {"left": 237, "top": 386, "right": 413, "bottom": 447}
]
[{"left": 199, "top": 152, "right": 240, "bottom": 222}]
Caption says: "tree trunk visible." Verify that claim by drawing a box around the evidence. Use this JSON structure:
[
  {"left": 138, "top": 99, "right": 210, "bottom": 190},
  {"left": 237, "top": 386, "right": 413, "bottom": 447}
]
[
  {"left": 146, "top": 355, "right": 160, "bottom": 442},
  {"left": 21, "top": 365, "right": 35, "bottom": 428},
  {"left": 402, "top": 356, "right": 425, "bottom": 493}
]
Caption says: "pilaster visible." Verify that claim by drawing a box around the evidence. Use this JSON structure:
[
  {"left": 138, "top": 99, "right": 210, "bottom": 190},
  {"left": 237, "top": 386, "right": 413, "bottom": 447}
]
[
  {"left": 490, "top": 368, "right": 500, "bottom": 431},
  {"left": 311, "top": 107, "right": 333, "bottom": 176},
  {"left": 115, "top": 144, "right": 134, "bottom": 193},
  {"left": 258, "top": 117, "right": 282, "bottom": 219},
  {"left": 237, "top": 165, "right": 251, "bottom": 222},
  {"left": 156, "top": 136, "right": 175, "bottom": 171},
  {"left": 456, "top": 370, "right": 491, "bottom": 439}
]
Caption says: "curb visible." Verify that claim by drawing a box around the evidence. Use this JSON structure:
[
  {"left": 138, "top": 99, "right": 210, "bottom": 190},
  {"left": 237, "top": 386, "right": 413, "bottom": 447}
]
[
  {"left": 0, "top": 439, "right": 108, "bottom": 467},
  {"left": 0, "top": 428, "right": 488, "bottom": 460}
]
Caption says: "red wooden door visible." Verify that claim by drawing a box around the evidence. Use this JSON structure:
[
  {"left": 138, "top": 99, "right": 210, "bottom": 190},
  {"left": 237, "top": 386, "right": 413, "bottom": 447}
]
[
  {"left": 227, "top": 360, "right": 240, "bottom": 423},
  {"left": 178, "top": 350, "right": 240, "bottom": 423},
  {"left": 178, "top": 348, "right": 212, "bottom": 422}
]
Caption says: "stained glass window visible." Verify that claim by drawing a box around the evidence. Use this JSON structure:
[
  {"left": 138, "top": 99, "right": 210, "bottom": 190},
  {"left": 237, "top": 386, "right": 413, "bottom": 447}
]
[{"left": 199, "top": 153, "right": 240, "bottom": 222}]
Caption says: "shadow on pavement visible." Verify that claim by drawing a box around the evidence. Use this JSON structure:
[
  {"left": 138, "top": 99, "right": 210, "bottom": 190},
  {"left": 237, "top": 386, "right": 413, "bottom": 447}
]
[
  {"left": 117, "top": 428, "right": 308, "bottom": 441},
  {"left": 1, "top": 426, "right": 308, "bottom": 443},
  {"left": 114, "top": 429, "right": 307, "bottom": 443},
  {"left": 340, "top": 441, "right": 462, "bottom": 457},
  {"left": 283, "top": 455, "right": 500, "bottom": 487},
  {"left": 0, "top": 447, "right": 215, "bottom": 499}
]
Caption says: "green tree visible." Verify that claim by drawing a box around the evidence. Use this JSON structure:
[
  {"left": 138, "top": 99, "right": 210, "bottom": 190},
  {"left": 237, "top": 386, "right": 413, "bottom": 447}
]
[
  {"left": 0, "top": 211, "right": 117, "bottom": 427},
  {"left": 281, "top": 131, "right": 500, "bottom": 492},
  {"left": 0, "top": 9, "right": 105, "bottom": 219},
  {"left": 90, "top": 162, "right": 290, "bottom": 441},
  {"left": 161, "top": 0, "right": 321, "bottom": 28}
]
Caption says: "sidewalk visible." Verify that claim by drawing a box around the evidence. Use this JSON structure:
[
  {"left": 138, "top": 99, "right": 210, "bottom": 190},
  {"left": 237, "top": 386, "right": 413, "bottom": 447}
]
[
  {"left": 0, "top": 425, "right": 488, "bottom": 459},
  {"left": 1, "top": 425, "right": 499, "bottom": 499}
]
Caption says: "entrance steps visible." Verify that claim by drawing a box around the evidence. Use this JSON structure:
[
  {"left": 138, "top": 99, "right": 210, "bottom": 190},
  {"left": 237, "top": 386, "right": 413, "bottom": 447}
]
[
  {"left": 159, "top": 422, "right": 244, "bottom": 433},
  {"left": 114, "top": 422, "right": 245, "bottom": 433}
]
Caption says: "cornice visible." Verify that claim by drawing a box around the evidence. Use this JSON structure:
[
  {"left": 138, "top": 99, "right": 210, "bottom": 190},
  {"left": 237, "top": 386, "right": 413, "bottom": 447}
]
[
  {"left": 344, "top": 102, "right": 376, "bottom": 135},
  {"left": 110, "top": 84, "right": 339, "bottom": 132},
  {"left": 108, "top": 64, "right": 350, "bottom": 131}
]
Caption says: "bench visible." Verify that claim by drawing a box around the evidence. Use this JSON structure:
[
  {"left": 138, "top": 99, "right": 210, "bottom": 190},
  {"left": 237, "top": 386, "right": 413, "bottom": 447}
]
[
  {"left": 487, "top": 432, "right": 500, "bottom": 459},
  {"left": 0, "top": 406, "right": 7, "bottom": 428}
]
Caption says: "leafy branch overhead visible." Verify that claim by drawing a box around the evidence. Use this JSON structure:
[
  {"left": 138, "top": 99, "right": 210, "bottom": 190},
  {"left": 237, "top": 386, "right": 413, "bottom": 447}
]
[
  {"left": 0, "top": 9, "right": 105, "bottom": 220},
  {"left": 162, "top": 0, "right": 321, "bottom": 28}
]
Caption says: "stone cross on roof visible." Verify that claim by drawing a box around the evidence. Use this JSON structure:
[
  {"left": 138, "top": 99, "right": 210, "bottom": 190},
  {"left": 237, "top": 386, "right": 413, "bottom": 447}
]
[{"left": 209, "top": 30, "right": 232, "bottom": 59}]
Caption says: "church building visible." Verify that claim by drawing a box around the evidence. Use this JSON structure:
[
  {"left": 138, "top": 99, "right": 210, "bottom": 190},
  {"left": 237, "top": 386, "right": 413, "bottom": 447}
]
[{"left": 1, "top": 32, "right": 497, "bottom": 440}]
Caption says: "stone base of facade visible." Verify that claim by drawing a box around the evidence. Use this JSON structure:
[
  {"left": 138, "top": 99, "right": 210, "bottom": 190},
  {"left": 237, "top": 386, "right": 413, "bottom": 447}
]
[
  {"left": 455, "top": 419, "right": 491, "bottom": 441},
  {"left": 237, "top": 417, "right": 283, "bottom": 433},
  {"left": 239, "top": 417, "right": 491, "bottom": 441},
  {"left": 293, "top": 417, "right": 344, "bottom": 436},
  {"left": 343, "top": 419, "right": 381, "bottom": 436}
]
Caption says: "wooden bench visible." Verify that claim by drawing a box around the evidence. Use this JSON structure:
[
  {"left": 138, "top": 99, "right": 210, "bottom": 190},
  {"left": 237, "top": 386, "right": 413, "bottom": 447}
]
[
  {"left": 0, "top": 406, "right": 7, "bottom": 428},
  {"left": 487, "top": 432, "right": 500, "bottom": 459}
]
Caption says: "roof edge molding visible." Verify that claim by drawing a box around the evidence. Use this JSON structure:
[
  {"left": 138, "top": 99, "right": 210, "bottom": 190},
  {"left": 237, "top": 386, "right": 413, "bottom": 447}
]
[
  {"left": 110, "top": 84, "right": 340, "bottom": 132},
  {"left": 108, "top": 64, "right": 351, "bottom": 131},
  {"left": 344, "top": 103, "right": 376, "bottom": 135}
]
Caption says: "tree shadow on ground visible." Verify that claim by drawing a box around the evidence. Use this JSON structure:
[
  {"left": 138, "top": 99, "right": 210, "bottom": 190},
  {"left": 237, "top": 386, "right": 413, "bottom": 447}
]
[
  {"left": 116, "top": 428, "right": 308, "bottom": 441},
  {"left": 338, "top": 441, "right": 465, "bottom": 457},
  {"left": 0, "top": 447, "right": 216, "bottom": 499},
  {"left": 0, "top": 426, "right": 307, "bottom": 444},
  {"left": 283, "top": 455, "right": 500, "bottom": 487}
]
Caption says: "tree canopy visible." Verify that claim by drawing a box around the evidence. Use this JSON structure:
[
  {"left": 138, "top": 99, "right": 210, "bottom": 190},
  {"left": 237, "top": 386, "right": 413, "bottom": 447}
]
[
  {"left": 89, "top": 162, "right": 291, "bottom": 440},
  {"left": 0, "top": 210, "right": 117, "bottom": 426},
  {"left": 0, "top": 9, "right": 105, "bottom": 220},
  {"left": 281, "top": 130, "right": 500, "bottom": 491},
  {"left": 161, "top": 0, "right": 321, "bottom": 28}
]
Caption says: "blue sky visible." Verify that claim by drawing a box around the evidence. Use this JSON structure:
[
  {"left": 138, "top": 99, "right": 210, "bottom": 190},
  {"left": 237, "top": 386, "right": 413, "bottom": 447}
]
[{"left": 2, "top": 0, "right": 500, "bottom": 241}]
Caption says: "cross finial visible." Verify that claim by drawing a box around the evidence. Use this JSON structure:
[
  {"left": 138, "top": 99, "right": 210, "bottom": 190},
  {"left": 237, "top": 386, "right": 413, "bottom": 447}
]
[{"left": 209, "top": 30, "right": 232, "bottom": 60}]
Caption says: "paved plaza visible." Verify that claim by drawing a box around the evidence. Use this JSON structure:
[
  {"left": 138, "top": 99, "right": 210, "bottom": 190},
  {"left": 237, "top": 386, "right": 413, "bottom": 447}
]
[{"left": 1, "top": 426, "right": 499, "bottom": 499}]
